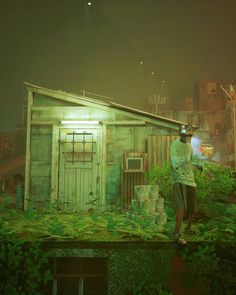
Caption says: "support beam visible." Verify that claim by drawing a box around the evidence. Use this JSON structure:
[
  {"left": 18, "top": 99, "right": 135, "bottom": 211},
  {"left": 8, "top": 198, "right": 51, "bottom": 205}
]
[{"left": 24, "top": 90, "right": 33, "bottom": 210}]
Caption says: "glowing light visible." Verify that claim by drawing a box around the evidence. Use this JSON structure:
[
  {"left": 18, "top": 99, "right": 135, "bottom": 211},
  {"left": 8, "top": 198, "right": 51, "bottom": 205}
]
[
  {"left": 88, "top": 2, "right": 92, "bottom": 5},
  {"left": 60, "top": 121, "right": 99, "bottom": 125},
  {"left": 139, "top": 61, "right": 143, "bottom": 64}
]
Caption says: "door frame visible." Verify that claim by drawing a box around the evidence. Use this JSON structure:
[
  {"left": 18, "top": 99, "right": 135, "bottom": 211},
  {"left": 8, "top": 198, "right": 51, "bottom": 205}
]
[{"left": 50, "top": 124, "right": 106, "bottom": 210}]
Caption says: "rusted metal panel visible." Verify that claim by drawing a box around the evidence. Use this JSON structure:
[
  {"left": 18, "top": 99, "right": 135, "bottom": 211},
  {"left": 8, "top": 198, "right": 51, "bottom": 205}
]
[
  {"left": 122, "top": 171, "right": 146, "bottom": 209},
  {"left": 121, "top": 152, "right": 147, "bottom": 208},
  {"left": 147, "top": 135, "right": 178, "bottom": 169}
]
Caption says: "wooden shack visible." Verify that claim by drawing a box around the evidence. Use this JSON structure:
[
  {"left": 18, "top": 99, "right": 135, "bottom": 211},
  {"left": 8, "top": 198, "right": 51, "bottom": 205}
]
[{"left": 24, "top": 83, "right": 186, "bottom": 210}]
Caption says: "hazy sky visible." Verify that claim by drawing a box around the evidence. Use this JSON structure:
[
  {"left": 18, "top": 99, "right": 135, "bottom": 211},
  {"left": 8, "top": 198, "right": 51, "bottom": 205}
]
[{"left": 1, "top": 0, "right": 236, "bottom": 130}]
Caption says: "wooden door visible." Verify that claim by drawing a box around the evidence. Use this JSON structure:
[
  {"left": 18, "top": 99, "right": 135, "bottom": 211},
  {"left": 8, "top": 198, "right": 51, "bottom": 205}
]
[{"left": 58, "top": 128, "right": 100, "bottom": 211}]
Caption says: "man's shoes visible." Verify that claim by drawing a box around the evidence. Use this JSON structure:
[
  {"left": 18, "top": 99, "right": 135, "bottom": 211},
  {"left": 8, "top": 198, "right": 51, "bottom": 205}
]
[{"left": 172, "top": 232, "right": 187, "bottom": 245}]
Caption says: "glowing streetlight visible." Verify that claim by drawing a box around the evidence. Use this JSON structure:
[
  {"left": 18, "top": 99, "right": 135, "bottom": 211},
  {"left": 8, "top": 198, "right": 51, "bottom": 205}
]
[{"left": 88, "top": 2, "right": 92, "bottom": 5}]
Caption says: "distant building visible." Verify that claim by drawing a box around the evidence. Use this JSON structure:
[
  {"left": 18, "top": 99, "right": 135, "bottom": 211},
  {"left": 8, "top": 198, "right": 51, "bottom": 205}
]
[
  {"left": 224, "top": 83, "right": 236, "bottom": 167},
  {"left": 148, "top": 80, "right": 235, "bottom": 166},
  {"left": 0, "top": 132, "right": 15, "bottom": 162},
  {"left": 0, "top": 112, "right": 26, "bottom": 201}
]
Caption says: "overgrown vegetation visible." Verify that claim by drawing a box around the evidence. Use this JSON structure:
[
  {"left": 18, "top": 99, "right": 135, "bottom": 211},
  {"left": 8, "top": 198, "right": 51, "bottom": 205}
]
[
  {"left": 132, "top": 274, "right": 172, "bottom": 295},
  {"left": 0, "top": 219, "right": 51, "bottom": 294},
  {"left": 145, "top": 161, "right": 236, "bottom": 294},
  {"left": 0, "top": 201, "right": 170, "bottom": 242},
  {"left": 0, "top": 161, "right": 235, "bottom": 294},
  {"left": 145, "top": 161, "right": 236, "bottom": 202},
  {"left": 180, "top": 243, "right": 236, "bottom": 295},
  {"left": 146, "top": 161, "right": 236, "bottom": 241},
  {"left": 0, "top": 160, "right": 236, "bottom": 242}
]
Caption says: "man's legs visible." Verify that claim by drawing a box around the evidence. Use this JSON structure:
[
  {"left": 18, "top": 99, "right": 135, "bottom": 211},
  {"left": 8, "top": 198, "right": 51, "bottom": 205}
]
[
  {"left": 173, "top": 209, "right": 187, "bottom": 244},
  {"left": 174, "top": 209, "right": 184, "bottom": 234},
  {"left": 172, "top": 183, "right": 187, "bottom": 244},
  {"left": 185, "top": 214, "right": 194, "bottom": 232},
  {"left": 185, "top": 185, "right": 197, "bottom": 234}
]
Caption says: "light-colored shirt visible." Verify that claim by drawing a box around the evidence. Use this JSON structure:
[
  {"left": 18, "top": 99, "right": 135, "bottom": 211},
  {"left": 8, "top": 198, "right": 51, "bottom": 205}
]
[{"left": 170, "top": 139, "right": 196, "bottom": 187}]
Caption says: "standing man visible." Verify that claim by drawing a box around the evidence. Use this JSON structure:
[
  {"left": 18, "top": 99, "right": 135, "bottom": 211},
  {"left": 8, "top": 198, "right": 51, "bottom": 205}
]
[{"left": 170, "top": 125, "right": 197, "bottom": 244}]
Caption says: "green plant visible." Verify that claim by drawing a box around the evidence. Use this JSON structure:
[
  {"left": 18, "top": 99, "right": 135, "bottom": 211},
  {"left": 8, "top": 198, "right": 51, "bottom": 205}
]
[
  {"left": 145, "top": 164, "right": 172, "bottom": 199},
  {"left": 180, "top": 244, "right": 236, "bottom": 295},
  {"left": 130, "top": 201, "right": 155, "bottom": 229},
  {"left": 24, "top": 202, "right": 38, "bottom": 221},
  {"left": 146, "top": 161, "right": 235, "bottom": 202},
  {"left": 133, "top": 274, "right": 172, "bottom": 295},
  {"left": 47, "top": 217, "right": 65, "bottom": 236},
  {"left": 0, "top": 194, "right": 11, "bottom": 211},
  {"left": 0, "top": 226, "right": 51, "bottom": 294},
  {"left": 194, "top": 161, "right": 236, "bottom": 200}
]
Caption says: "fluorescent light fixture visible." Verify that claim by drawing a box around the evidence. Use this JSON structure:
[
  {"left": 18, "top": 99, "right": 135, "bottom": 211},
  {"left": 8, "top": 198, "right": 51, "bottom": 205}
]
[{"left": 60, "top": 120, "right": 99, "bottom": 125}]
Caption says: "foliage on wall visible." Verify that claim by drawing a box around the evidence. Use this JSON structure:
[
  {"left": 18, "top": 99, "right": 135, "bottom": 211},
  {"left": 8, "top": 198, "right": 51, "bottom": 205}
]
[
  {"left": 0, "top": 219, "right": 51, "bottom": 294},
  {"left": 180, "top": 243, "right": 236, "bottom": 295}
]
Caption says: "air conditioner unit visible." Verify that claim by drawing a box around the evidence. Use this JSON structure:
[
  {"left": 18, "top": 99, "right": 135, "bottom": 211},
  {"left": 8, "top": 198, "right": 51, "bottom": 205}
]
[{"left": 126, "top": 157, "right": 143, "bottom": 170}]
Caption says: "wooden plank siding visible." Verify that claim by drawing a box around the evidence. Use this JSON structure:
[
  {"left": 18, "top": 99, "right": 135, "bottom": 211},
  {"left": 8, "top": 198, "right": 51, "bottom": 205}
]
[
  {"left": 147, "top": 135, "right": 178, "bottom": 169},
  {"left": 23, "top": 83, "right": 184, "bottom": 211},
  {"left": 29, "top": 126, "right": 52, "bottom": 207},
  {"left": 122, "top": 172, "right": 146, "bottom": 209}
]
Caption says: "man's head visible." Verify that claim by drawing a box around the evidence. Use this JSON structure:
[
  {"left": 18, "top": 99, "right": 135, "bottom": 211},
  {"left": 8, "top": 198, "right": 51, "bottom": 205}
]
[{"left": 179, "top": 125, "right": 194, "bottom": 141}]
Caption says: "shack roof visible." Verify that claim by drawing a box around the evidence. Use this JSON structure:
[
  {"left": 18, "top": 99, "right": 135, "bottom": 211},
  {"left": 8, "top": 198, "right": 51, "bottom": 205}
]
[{"left": 24, "top": 82, "right": 187, "bottom": 129}]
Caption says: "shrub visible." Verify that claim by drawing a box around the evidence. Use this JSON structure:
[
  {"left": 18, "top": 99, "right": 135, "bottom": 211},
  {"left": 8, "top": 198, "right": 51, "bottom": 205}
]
[{"left": 146, "top": 161, "right": 236, "bottom": 202}]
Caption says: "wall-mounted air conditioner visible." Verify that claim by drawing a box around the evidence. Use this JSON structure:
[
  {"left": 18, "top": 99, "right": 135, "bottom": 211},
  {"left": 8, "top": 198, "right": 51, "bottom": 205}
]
[{"left": 126, "top": 157, "right": 143, "bottom": 170}]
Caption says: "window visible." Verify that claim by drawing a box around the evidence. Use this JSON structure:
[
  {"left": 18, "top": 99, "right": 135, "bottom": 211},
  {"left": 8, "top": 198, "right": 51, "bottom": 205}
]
[
  {"left": 42, "top": 257, "right": 107, "bottom": 295},
  {"left": 64, "top": 131, "right": 96, "bottom": 164},
  {"left": 207, "top": 82, "right": 217, "bottom": 96}
]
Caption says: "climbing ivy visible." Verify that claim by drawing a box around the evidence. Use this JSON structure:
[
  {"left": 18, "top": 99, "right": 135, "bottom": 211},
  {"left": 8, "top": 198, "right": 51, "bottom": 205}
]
[
  {"left": 0, "top": 222, "right": 51, "bottom": 295},
  {"left": 180, "top": 243, "right": 236, "bottom": 295},
  {"left": 132, "top": 274, "right": 172, "bottom": 295}
]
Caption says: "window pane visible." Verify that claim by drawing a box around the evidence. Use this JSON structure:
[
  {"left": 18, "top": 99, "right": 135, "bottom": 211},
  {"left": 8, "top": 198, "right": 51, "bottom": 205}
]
[
  {"left": 82, "top": 258, "right": 107, "bottom": 274},
  {"left": 83, "top": 277, "right": 107, "bottom": 295},
  {"left": 56, "top": 257, "right": 82, "bottom": 274},
  {"left": 57, "top": 278, "right": 79, "bottom": 295}
]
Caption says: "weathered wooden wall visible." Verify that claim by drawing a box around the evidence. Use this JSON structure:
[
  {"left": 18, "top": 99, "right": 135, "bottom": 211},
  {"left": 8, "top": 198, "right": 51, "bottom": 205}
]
[
  {"left": 30, "top": 126, "right": 52, "bottom": 207},
  {"left": 27, "top": 91, "right": 179, "bottom": 209}
]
